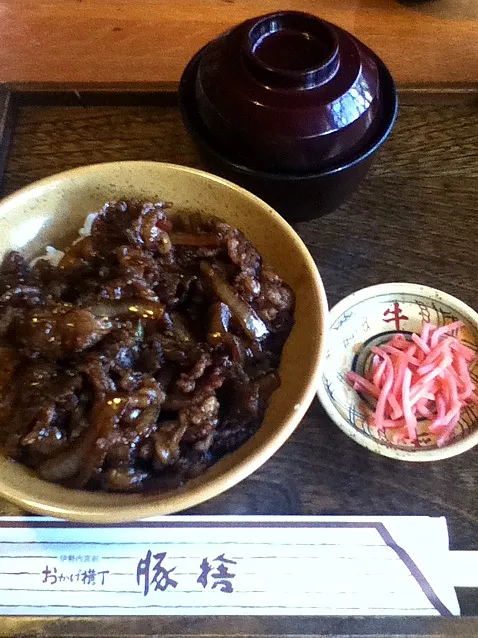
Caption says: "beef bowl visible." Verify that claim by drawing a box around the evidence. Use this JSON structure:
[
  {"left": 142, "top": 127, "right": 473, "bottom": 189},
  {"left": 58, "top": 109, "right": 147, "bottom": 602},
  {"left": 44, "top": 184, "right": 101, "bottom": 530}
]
[{"left": 0, "top": 161, "right": 327, "bottom": 522}]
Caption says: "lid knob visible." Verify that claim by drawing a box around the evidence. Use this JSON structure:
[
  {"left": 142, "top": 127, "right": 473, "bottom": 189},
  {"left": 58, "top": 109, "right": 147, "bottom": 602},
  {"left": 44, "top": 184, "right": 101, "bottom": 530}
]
[{"left": 243, "top": 12, "right": 339, "bottom": 89}]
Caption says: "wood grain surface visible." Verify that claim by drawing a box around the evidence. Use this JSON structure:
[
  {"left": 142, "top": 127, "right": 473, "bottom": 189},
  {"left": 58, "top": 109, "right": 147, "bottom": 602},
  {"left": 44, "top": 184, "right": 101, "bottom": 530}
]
[
  {"left": 0, "top": 100, "right": 478, "bottom": 631},
  {"left": 0, "top": 89, "right": 14, "bottom": 184},
  {"left": 0, "top": 0, "right": 477, "bottom": 89},
  {"left": 2, "top": 101, "right": 478, "bottom": 539},
  {"left": 3, "top": 615, "right": 478, "bottom": 638}
]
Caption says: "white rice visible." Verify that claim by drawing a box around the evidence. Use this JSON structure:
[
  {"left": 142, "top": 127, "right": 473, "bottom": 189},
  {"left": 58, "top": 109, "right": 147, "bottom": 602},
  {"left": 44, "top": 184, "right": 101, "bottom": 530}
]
[
  {"left": 30, "top": 246, "right": 65, "bottom": 267},
  {"left": 30, "top": 211, "right": 99, "bottom": 266},
  {"left": 78, "top": 212, "right": 98, "bottom": 238}
]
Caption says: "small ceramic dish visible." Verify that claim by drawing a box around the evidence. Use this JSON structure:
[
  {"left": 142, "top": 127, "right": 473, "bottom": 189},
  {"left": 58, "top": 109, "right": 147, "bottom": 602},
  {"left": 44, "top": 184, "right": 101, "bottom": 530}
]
[{"left": 317, "top": 283, "right": 478, "bottom": 461}]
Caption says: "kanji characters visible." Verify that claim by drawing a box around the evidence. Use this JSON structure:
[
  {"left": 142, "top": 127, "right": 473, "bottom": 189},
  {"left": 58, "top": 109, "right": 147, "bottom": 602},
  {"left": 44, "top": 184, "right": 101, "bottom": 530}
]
[
  {"left": 136, "top": 550, "right": 178, "bottom": 596},
  {"left": 197, "top": 554, "right": 237, "bottom": 593},
  {"left": 383, "top": 303, "right": 408, "bottom": 330}
]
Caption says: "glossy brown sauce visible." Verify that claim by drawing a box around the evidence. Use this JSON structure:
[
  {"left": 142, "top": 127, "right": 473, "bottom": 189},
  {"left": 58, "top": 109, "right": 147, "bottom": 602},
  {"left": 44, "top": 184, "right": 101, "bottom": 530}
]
[{"left": 0, "top": 201, "right": 295, "bottom": 493}]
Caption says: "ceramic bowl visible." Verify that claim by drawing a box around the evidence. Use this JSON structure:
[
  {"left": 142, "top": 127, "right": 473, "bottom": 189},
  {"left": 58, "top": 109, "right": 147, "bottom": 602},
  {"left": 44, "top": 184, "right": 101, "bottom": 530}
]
[
  {"left": 179, "top": 42, "right": 398, "bottom": 222},
  {"left": 317, "top": 283, "right": 478, "bottom": 461},
  {"left": 195, "top": 11, "right": 384, "bottom": 173},
  {"left": 0, "top": 161, "right": 327, "bottom": 522}
]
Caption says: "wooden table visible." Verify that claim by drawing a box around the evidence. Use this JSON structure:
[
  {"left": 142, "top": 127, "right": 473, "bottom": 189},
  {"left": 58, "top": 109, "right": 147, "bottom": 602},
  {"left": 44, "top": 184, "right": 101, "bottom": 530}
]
[
  {"left": 0, "top": 0, "right": 477, "bottom": 90},
  {"left": 0, "top": 90, "right": 478, "bottom": 635}
]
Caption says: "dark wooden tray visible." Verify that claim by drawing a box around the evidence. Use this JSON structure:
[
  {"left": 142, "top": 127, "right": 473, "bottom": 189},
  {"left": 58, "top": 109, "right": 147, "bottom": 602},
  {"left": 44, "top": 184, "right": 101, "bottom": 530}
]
[{"left": 0, "top": 87, "right": 477, "bottom": 636}]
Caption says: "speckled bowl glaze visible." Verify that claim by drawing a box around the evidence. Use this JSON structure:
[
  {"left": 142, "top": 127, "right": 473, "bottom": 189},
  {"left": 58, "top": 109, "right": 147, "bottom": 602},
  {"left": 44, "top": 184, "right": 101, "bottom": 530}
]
[
  {"left": 317, "top": 283, "right": 478, "bottom": 461},
  {"left": 0, "top": 161, "right": 327, "bottom": 522}
]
